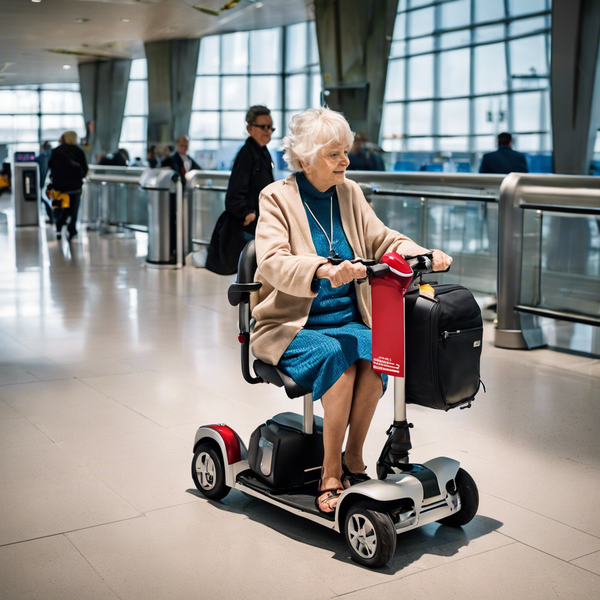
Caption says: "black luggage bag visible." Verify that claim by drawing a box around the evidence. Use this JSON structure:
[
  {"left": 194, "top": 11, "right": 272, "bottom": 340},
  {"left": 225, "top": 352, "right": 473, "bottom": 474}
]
[{"left": 405, "top": 284, "right": 483, "bottom": 411}]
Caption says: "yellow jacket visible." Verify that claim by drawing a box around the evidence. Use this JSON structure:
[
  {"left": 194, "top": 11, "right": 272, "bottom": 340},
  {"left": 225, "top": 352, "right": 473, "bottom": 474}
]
[{"left": 46, "top": 189, "right": 70, "bottom": 208}]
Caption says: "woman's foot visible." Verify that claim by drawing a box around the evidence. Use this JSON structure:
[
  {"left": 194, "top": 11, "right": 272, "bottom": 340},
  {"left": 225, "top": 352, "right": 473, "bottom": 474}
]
[
  {"left": 341, "top": 451, "right": 370, "bottom": 488},
  {"left": 316, "top": 476, "right": 344, "bottom": 514}
]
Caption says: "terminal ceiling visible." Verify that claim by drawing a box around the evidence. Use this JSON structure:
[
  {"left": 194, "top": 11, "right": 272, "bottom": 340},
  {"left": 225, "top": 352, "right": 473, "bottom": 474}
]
[{"left": 0, "top": 0, "right": 313, "bottom": 86}]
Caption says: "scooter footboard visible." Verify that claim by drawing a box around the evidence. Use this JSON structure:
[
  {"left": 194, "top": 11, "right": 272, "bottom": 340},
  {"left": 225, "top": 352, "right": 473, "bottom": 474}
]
[
  {"left": 335, "top": 457, "right": 461, "bottom": 534},
  {"left": 193, "top": 425, "right": 249, "bottom": 487}
]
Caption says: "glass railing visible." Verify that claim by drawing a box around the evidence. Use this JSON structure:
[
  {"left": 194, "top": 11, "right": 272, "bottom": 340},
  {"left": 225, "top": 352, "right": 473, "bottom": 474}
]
[
  {"left": 496, "top": 173, "right": 600, "bottom": 355},
  {"left": 345, "top": 172, "right": 502, "bottom": 294},
  {"left": 83, "top": 165, "right": 147, "bottom": 233},
  {"left": 185, "top": 171, "right": 231, "bottom": 246}
]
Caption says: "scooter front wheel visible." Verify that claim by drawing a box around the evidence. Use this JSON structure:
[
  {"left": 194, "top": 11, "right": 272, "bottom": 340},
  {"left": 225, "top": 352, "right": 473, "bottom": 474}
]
[
  {"left": 344, "top": 502, "right": 397, "bottom": 568},
  {"left": 191, "top": 442, "right": 230, "bottom": 501},
  {"left": 437, "top": 468, "right": 478, "bottom": 527}
]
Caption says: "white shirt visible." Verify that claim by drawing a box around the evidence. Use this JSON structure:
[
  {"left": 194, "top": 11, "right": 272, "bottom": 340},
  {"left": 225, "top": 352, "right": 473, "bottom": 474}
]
[{"left": 178, "top": 152, "right": 192, "bottom": 173}]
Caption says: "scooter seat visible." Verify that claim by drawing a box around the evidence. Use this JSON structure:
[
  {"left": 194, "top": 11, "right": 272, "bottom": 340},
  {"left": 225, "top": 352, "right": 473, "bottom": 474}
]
[{"left": 253, "top": 360, "right": 311, "bottom": 399}]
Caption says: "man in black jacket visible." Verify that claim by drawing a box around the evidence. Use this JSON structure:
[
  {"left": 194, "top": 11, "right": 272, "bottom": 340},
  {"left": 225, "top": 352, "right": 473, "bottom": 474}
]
[
  {"left": 161, "top": 135, "right": 200, "bottom": 183},
  {"left": 48, "top": 131, "right": 88, "bottom": 240},
  {"left": 206, "top": 106, "right": 275, "bottom": 274},
  {"left": 479, "top": 132, "right": 528, "bottom": 174},
  {"left": 225, "top": 105, "right": 275, "bottom": 237}
]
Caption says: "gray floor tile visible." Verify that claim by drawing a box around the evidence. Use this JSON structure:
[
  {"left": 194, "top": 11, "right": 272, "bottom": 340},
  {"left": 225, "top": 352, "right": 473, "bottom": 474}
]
[{"left": 0, "top": 535, "right": 120, "bottom": 600}]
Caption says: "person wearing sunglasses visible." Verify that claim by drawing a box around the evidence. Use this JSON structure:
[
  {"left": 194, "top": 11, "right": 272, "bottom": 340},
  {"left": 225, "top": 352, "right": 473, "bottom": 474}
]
[{"left": 225, "top": 105, "right": 275, "bottom": 239}]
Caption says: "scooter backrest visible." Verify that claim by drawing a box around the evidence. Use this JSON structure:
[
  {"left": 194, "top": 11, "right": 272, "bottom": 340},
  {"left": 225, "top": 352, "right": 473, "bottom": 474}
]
[
  {"left": 237, "top": 240, "right": 257, "bottom": 284},
  {"left": 227, "top": 241, "right": 261, "bottom": 307}
]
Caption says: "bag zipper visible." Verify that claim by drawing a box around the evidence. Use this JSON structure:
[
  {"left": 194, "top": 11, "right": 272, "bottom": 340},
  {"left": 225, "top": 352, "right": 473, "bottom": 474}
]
[
  {"left": 441, "top": 327, "right": 482, "bottom": 341},
  {"left": 442, "top": 330, "right": 460, "bottom": 340}
]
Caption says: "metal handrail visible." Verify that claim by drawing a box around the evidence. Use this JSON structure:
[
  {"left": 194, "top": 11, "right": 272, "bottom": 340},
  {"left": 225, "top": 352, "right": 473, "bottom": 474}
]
[
  {"left": 88, "top": 174, "right": 141, "bottom": 184},
  {"left": 88, "top": 164, "right": 147, "bottom": 174},
  {"left": 495, "top": 173, "right": 600, "bottom": 350},
  {"left": 372, "top": 188, "right": 498, "bottom": 202},
  {"left": 345, "top": 171, "right": 504, "bottom": 189}
]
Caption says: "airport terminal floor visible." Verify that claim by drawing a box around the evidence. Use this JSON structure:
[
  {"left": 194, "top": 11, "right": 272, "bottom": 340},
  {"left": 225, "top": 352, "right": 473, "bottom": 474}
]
[{"left": 1, "top": 196, "right": 600, "bottom": 599}]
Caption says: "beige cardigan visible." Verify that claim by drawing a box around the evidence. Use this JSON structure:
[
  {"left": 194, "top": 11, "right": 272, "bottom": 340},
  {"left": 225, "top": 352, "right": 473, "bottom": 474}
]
[{"left": 250, "top": 173, "right": 412, "bottom": 366}]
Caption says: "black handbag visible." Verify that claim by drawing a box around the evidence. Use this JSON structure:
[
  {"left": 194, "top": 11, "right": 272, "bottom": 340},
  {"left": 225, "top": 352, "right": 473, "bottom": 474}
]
[
  {"left": 205, "top": 211, "right": 247, "bottom": 275},
  {"left": 405, "top": 284, "right": 484, "bottom": 410}
]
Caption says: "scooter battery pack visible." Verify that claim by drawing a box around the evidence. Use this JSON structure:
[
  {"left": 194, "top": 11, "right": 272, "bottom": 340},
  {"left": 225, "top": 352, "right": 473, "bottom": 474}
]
[{"left": 248, "top": 412, "right": 324, "bottom": 489}]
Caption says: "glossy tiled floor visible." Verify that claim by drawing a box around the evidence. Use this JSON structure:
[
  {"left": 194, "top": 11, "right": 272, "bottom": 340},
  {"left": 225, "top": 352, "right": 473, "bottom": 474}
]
[{"left": 1, "top": 201, "right": 600, "bottom": 600}]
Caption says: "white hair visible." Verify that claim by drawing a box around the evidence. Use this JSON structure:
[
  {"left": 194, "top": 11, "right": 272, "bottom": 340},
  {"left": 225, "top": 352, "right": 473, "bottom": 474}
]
[{"left": 282, "top": 107, "right": 355, "bottom": 172}]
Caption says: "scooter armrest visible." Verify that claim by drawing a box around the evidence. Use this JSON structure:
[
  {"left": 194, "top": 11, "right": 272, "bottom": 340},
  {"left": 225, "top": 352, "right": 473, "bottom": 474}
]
[{"left": 228, "top": 282, "right": 262, "bottom": 306}]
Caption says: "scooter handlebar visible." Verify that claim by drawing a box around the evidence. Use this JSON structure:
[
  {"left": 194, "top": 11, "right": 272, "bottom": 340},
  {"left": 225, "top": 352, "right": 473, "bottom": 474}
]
[
  {"left": 366, "top": 263, "right": 390, "bottom": 279},
  {"left": 405, "top": 252, "right": 452, "bottom": 274},
  {"left": 359, "top": 252, "right": 450, "bottom": 282},
  {"left": 405, "top": 253, "right": 434, "bottom": 274}
]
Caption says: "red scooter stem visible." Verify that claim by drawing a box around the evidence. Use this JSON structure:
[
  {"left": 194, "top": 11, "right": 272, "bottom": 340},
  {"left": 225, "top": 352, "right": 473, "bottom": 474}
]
[
  {"left": 370, "top": 252, "right": 414, "bottom": 379},
  {"left": 370, "top": 252, "right": 416, "bottom": 474}
]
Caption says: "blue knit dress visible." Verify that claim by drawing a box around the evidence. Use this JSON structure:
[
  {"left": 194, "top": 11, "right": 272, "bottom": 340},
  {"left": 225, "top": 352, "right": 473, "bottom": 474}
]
[{"left": 277, "top": 173, "right": 387, "bottom": 400}]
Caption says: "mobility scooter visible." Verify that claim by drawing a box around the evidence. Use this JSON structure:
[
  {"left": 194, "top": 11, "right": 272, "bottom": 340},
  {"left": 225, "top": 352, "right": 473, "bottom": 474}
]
[{"left": 191, "top": 242, "right": 480, "bottom": 568}]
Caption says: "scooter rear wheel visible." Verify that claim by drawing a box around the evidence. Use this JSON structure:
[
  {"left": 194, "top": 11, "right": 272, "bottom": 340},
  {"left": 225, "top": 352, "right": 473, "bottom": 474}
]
[
  {"left": 191, "top": 442, "right": 230, "bottom": 501},
  {"left": 344, "top": 502, "right": 397, "bottom": 568},
  {"left": 437, "top": 468, "right": 478, "bottom": 527}
]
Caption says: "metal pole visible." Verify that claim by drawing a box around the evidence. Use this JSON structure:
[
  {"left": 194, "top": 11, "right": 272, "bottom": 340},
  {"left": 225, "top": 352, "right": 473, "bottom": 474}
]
[
  {"left": 495, "top": 173, "right": 528, "bottom": 348},
  {"left": 393, "top": 377, "right": 406, "bottom": 422},
  {"left": 176, "top": 177, "right": 183, "bottom": 269},
  {"left": 303, "top": 393, "right": 314, "bottom": 435}
]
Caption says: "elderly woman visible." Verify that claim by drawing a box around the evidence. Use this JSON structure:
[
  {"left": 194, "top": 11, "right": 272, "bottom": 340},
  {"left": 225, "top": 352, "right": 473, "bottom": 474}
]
[{"left": 251, "top": 107, "right": 452, "bottom": 514}]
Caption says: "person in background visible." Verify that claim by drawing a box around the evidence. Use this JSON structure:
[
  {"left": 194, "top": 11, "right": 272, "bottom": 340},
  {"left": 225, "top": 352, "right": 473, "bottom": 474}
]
[
  {"left": 479, "top": 132, "right": 528, "bottom": 174},
  {"left": 225, "top": 105, "right": 275, "bottom": 239},
  {"left": 347, "top": 133, "right": 385, "bottom": 171},
  {"left": 118, "top": 148, "right": 130, "bottom": 166},
  {"left": 161, "top": 136, "right": 200, "bottom": 183},
  {"left": 99, "top": 148, "right": 129, "bottom": 167},
  {"left": 161, "top": 145, "right": 174, "bottom": 163},
  {"left": 35, "top": 141, "right": 53, "bottom": 223},
  {"left": 48, "top": 131, "right": 88, "bottom": 241},
  {"left": 146, "top": 145, "right": 159, "bottom": 168}
]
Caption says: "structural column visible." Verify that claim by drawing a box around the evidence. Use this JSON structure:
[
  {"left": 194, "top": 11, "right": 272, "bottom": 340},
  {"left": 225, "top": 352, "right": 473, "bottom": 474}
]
[
  {"left": 79, "top": 59, "right": 132, "bottom": 162},
  {"left": 551, "top": 0, "right": 600, "bottom": 174},
  {"left": 314, "top": 0, "right": 399, "bottom": 144},
  {"left": 145, "top": 39, "right": 200, "bottom": 148}
]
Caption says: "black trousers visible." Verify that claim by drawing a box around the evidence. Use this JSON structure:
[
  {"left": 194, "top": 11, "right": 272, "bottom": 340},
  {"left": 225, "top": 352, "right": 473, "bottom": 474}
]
[{"left": 54, "top": 191, "right": 81, "bottom": 235}]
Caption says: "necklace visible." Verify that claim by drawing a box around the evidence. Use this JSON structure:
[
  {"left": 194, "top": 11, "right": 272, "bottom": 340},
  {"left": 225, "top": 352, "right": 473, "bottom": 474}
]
[{"left": 303, "top": 198, "right": 341, "bottom": 262}]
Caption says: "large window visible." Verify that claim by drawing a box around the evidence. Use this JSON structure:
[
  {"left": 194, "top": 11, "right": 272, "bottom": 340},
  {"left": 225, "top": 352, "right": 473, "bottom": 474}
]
[
  {"left": 119, "top": 59, "right": 148, "bottom": 163},
  {"left": 382, "top": 0, "right": 552, "bottom": 166},
  {"left": 190, "top": 23, "right": 321, "bottom": 169},
  {"left": 0, "top": 83, "right": 85, "bottom": 160}
]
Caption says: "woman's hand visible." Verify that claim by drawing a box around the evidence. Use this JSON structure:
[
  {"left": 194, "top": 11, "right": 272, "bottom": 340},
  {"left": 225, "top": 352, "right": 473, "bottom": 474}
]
[
  {"left": 431, "top": 249, "right": 453, "bottom": 271},
  {"left": 316, "top": 261, "right": 367, "bottom": 288},
  {"left": 243, "top": 212, "right": 256, "bottom": 227}
]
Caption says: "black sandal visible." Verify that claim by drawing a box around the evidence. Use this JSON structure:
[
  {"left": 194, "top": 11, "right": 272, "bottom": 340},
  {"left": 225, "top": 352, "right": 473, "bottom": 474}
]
[{"left": 341, "top": 452, "right": 371, "bottom": 487}]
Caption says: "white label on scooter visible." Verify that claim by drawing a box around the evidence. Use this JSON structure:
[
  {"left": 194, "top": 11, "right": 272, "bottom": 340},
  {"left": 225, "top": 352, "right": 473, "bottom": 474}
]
[{"left": 373, "top": 356, "right": 401, "bottom": 373}]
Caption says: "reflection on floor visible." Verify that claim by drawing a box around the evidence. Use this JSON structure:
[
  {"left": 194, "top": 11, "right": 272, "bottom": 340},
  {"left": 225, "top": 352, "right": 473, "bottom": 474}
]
[{"left": 1, "top": 208, "right": 600, "bottom": 599}]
